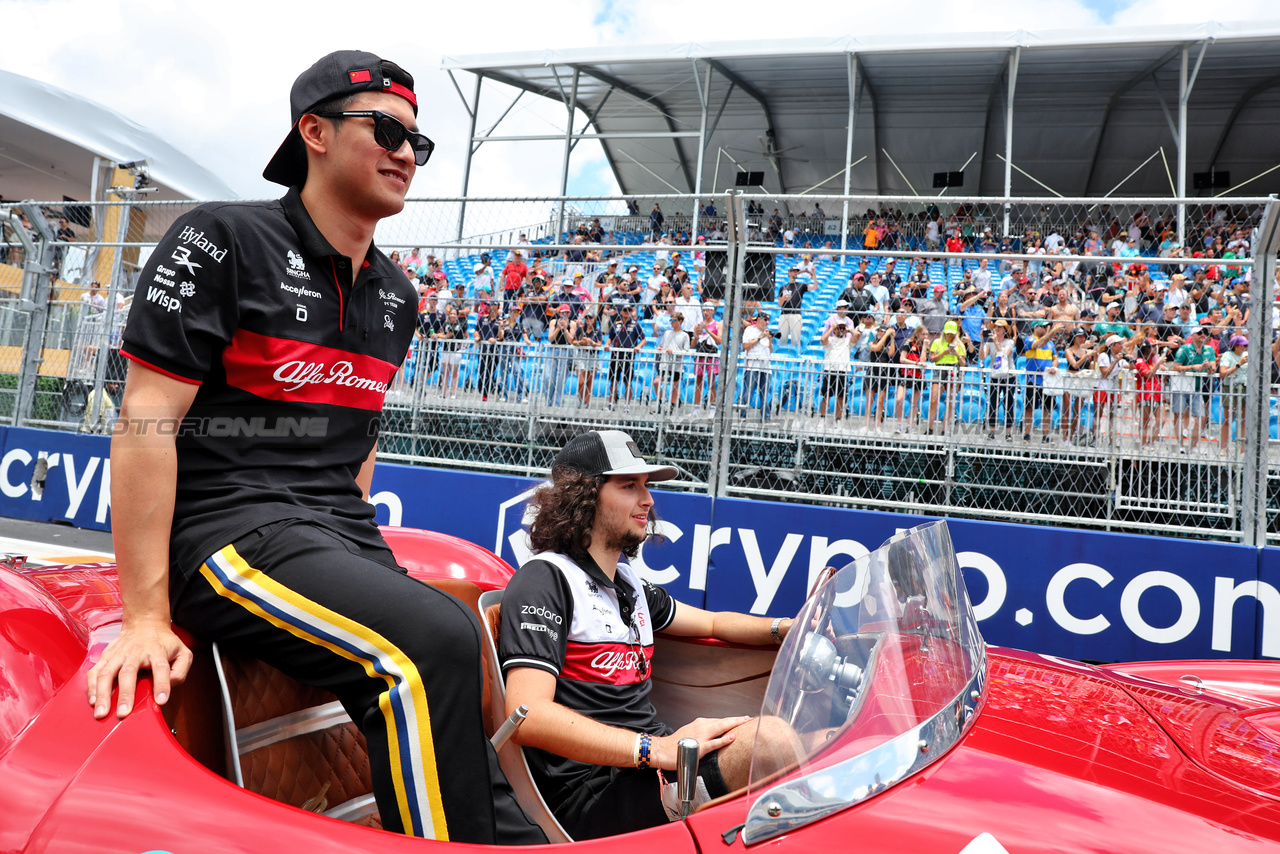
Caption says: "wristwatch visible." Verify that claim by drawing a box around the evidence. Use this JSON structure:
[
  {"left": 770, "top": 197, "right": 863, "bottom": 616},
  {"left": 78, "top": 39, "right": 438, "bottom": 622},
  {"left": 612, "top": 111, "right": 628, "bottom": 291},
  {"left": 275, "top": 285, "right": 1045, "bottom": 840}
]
[{"left": 770, "top": 618, "right": 784, "bottom": 644}]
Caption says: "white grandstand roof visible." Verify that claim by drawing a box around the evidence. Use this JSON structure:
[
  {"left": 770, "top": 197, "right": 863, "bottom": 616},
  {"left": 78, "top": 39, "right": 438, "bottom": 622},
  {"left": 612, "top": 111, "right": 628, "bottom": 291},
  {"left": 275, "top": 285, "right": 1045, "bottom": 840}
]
[
  {"left": 444, "top": 22, "right": 1280, "bottom": 202},
  {"left": 0, "top": 68, "right": 237, "bottom": 204}
]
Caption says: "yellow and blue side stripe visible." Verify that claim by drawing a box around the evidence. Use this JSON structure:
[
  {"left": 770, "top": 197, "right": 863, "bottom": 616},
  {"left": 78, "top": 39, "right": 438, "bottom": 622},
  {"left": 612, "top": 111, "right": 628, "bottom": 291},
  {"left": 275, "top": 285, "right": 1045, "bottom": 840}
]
[{"left": 200, "top": 544, "right": 448, "bottom": 839}]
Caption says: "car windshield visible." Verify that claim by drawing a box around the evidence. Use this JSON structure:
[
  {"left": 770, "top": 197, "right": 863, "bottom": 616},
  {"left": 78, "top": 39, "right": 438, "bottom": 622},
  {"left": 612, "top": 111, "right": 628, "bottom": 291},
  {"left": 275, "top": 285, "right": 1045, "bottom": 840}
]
[{"left": 742, "top": 521, "right": 986, "bottom": 845}]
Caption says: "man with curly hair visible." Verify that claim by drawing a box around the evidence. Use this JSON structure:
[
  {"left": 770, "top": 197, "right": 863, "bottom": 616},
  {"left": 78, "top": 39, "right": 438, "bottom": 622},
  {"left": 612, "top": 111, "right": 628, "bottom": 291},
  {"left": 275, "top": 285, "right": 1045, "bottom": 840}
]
[{"left": 500, "top": 430, "right": 798, "bottom": 839}]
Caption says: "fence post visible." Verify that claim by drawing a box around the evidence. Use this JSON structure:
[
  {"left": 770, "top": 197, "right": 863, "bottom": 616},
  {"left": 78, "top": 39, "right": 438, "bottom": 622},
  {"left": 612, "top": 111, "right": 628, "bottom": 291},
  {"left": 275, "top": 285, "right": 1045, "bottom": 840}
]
[
  {"left": 89, "top": 193, "right": 133, "bottom": 426},
  {"left": 1242, "top": 196, "right": 1279, "bottom": 546},
  {"left": 709, "top": 191, "right": 748, "bottom": 498},
  {"left": 13, "top": 205, "right": 54, "bottom": 427}
]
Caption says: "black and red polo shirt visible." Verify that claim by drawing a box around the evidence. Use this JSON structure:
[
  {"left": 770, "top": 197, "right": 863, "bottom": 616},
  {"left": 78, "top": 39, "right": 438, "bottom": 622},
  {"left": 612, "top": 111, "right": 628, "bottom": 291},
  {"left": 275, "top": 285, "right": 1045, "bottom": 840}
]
[
  {"left": 121, "top": 188, "right": 417, "bottom": 577},
  {"left": 499, "top": 550, "right": 676, "bottom": 812}
]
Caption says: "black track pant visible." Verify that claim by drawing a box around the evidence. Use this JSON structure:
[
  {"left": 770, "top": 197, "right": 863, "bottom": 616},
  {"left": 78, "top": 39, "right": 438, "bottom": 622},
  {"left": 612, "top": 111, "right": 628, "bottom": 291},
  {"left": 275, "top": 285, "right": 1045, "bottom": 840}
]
[{"left": 171, "top": 519, "right": 547, "bottom": 845}]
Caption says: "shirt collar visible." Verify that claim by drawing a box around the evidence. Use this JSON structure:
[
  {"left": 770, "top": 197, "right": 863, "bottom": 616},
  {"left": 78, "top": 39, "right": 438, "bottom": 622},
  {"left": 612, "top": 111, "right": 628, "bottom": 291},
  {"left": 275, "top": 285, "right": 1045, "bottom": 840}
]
[
  {"left": 575, "top": 552, "right": 637, "bottom": 600},
  {"left": 280, "top": 188, "right": 391, "bottom": 277}
]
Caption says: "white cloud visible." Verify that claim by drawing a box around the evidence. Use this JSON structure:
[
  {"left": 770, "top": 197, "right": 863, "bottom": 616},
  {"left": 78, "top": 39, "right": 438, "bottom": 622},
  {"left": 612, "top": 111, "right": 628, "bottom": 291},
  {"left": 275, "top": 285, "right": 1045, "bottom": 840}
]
[{"left": 1, "top": 0, "right": 1273, "bottom": 201}]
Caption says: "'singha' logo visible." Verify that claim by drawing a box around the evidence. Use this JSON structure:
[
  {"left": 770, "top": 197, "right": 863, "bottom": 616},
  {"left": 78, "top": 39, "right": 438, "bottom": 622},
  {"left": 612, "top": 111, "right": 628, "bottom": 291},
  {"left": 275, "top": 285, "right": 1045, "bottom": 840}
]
[{"left": 285, "top": 249, "right": 311, "bottom": 279}]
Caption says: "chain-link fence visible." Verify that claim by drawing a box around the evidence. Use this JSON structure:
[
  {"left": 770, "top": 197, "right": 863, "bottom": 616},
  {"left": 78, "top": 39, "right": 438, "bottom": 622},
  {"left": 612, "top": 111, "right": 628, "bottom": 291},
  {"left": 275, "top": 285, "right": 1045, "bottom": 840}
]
[{"left": 2, "top": 191, "right": 1276, "bottom": 542}]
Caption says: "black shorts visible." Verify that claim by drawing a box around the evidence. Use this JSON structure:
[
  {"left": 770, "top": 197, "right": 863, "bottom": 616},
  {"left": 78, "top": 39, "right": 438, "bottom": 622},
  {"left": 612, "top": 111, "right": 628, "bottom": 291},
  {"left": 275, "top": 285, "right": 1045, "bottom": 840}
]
[
  {"left": 821, "top": 371, "right": 848, "bottom": 398},
  {"left": 863, "top": 365, "right": 886, "bottom": 392},
  {"left": 1025, "top": 384, "right": 1046, "bottom": 409},
  {"left": 609, "top": 352, "right": 635, "bottom": 383},
  {"left": 554, "top": 749, "right": 728, "bottom": 840}
]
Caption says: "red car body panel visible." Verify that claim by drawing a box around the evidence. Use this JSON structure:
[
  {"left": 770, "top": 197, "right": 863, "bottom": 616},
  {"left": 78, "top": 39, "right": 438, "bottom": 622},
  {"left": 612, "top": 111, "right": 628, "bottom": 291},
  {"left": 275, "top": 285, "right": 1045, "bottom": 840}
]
[{"left": 5, "top": 529, "right": 1280, "bottom": 852}]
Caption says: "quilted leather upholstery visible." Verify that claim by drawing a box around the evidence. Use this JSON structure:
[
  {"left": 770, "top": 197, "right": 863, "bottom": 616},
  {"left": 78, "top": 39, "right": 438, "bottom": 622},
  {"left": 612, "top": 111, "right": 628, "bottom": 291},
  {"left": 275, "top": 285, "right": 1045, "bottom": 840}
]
[{"left": 221, "top": 653, "right": 376, "bottom": 813}]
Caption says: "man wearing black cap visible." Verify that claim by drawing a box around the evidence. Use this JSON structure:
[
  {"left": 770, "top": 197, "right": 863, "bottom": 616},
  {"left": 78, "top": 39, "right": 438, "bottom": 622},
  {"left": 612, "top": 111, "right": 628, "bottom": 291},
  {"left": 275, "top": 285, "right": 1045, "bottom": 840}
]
[
  {"left": 88, "top": 50, "right": 545, "bottom": 844},
  {"left": 500, "top": 430, "right": 797, "bottom": 840}
]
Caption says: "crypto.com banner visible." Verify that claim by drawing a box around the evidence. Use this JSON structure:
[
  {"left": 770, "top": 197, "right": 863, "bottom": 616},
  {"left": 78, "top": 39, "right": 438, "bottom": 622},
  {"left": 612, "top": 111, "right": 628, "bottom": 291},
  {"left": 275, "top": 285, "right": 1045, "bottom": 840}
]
[{"left": 0, "top": 425, "right": 1270, "bottom": 662}]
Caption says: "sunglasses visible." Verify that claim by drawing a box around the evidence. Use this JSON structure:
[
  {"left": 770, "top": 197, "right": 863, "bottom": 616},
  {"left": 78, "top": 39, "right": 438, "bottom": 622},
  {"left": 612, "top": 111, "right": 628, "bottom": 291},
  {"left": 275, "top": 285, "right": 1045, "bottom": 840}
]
[{"left": 315, "top": 110, "right": 435, "bottom": 166}]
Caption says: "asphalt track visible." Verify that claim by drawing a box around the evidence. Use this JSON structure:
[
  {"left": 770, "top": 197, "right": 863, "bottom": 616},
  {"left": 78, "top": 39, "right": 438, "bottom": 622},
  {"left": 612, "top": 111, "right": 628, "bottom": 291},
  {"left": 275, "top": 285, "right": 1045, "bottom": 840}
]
[{"left": 0, "top": 518, "right": 114, "bottom": 566}]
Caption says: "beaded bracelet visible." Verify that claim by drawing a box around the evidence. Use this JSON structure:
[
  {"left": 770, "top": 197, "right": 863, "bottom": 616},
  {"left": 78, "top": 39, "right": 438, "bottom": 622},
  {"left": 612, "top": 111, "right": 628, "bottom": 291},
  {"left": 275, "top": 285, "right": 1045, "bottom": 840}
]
[{"left": 634, "top": 733, "right": 654, "bottom": 770}]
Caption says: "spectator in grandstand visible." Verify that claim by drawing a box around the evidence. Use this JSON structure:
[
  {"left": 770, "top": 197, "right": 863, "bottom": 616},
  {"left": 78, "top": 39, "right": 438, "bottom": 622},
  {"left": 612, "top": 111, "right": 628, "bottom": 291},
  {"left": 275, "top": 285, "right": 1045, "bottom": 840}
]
[
  {"left": 741, "top": 313, "right": 774, "bottom": 422},
  {"left": 977, "top": 228, "right": 998, "bottom": 253},
  {"left": 498, "top": 304, "right": 528, "bottom": 402},
  {"left": 594, "top": 259, "right": 619, "bottom": 300},
  {"left": 917, "top": 283, "right": 949, "bottom": 342},
  {"left": 837, "top": 272, "right": 873, "bottom": 315},
  {"left": 925, "top": 216, "right": 941, "bottom": 252},
  {"left": 544, "top": 306, "right": 577, "bottom": 407},
  {"left": 1153, "top": 303, "right": 1185, "bottom": 353},
  {"left": 693, "top": 303, "right": 721, "bottom": 412},
  {"left": 983, "top": 319, "right": 1017, "bottom": 440},
  {"left": 673, "top": 280, "right": 701, "bottom": 319},
  {"left": 608, "top": 304, "right": 645, "bottom": 411},
  {"left": 572, "top": 310, "right": 602, "bottom": 409},
  {"left": 1171, "top": 326, "right": 1216, "bottom": 453},
  {"left": 402, "top": 247, "right": 423, "bottom": 273},
  {"left": 472, "top": 258, "right": 495, "bottom": 296},
  {"left": 654, "top": 312, "right": 690, "bottom": 413},
  {"left": 864, "top": 315, "right": 896, "bottom": 432},
  {"left": 435, "top": 304, "right": 467, "bottom": 399},
  {"left": 1007, "top": 275, "right": 1046, "bottom": 323},
  {"left": 924, "top": 320, "right": 966, "bottom": 436},
  {"left": 895, "top": 324, "right": 927, "bottom": 434},
  {"left": 859, "top": 272, "right": 886, "bottom": 308},
  {"left": 519, "top": 275, "right": 548, "bottom": 341},
  {"left": 1061, "top": 327, "right": 1097, "bottom": 445},
  {"left": 1046, "top": 281, "right": 1080, "bottom": 325},
  {"left": 1095, "top": 301, "right": 1133, "bottom": 341},
  {"left": 822, "top": 300, "right": 858, "bottom": 337},
  {"left": 1219, "top": 334, "right": 1249, "bottom": 455},
  {"left": 502, "top": 250, "right": 528, "bottom": 308},
  {"left": 945, "top": 231, "right": 965, "bottom": 266},
  {"left": 1022, "top": 320, "right": 1059, "bottom": 443},
  {"left": 777, "top": 268, "right": 814, "bottom": 347},
  {"left": 81, "top": 281, "right": 108, "bottom": 315},
  {"left": 642, "top": 263, "right": 667, "bottom": 318},
  {"left": 851, "top": 312, "right": 876, "bottom": 364},
  {"left": 551, "top": 276, "right": 584, "bottom": 319},
  {"left": 416, "top": 292, "right": 444, "bottom": 385},
  {"left": 649, "top": 204, "right": 665, "bottom": 239},
  {"left": 817, "top": 317, "right": 852, "bottom": 426},
  {"left": 1092, "top": 334, "right": 1129, "bottom": 447},
  {"left": 473, "top": 303, "right": 504, "bottom": 402},
  {"left": 958, "top": 286, "right": 987, "bottom": 347},
  {"left": 1132, "top": 339, "right": 1165, "bottom": 448},
  {"left": 880, "top": 258, "right": 902, "bottom": 291}
]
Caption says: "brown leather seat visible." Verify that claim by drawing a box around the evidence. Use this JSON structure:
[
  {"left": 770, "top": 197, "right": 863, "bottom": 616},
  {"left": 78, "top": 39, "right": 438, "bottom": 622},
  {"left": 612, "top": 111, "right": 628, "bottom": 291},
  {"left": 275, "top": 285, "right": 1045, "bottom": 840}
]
[{"left": 213, "top": 577, "right": 485, "bottom": 829}]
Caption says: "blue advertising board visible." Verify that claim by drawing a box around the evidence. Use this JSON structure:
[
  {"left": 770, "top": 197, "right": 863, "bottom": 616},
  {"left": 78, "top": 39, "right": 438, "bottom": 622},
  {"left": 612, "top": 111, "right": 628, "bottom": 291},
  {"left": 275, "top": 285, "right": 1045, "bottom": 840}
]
[{"left": 0, "top": 425, "right": 1274, "bottom": 661}]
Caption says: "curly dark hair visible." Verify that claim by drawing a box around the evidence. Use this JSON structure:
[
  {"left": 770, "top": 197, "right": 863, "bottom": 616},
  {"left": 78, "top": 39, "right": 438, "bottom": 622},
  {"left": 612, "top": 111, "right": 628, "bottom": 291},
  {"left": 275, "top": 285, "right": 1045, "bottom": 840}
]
[{"left": 527, "top": 466, "right": 661, "bottom": 563}]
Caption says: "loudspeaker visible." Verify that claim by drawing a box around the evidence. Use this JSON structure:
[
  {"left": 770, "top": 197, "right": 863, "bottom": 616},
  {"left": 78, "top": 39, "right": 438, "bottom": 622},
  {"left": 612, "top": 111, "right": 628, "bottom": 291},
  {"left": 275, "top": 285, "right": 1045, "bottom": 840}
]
[
  {"left": 701, "top": 244, "right": 774, "bottom": 303},
  {"left": 1193, "top": 171, "right": 1230, "bottom": 190},
  {"left": 62, "top": 196, "right": 92, "bottom": 228}
]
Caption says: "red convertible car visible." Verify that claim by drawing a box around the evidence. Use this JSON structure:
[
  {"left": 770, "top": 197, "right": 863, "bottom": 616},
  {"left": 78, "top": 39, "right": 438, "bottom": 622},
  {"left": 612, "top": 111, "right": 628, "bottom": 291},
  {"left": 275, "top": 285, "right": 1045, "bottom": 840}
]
[{"left": 4, "top": 521, "right": 1280, "bottom": 853}]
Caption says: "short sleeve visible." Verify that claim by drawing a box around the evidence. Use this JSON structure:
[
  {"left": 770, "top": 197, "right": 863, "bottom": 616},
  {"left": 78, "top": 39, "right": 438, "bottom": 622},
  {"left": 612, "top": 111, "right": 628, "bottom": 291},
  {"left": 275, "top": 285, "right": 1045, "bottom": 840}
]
[
  {"left": 500, "top": 560, "right": 572, "bottom": 677},
  {"left": 120, "top": 205, "right": 240, "bottom": 383},
  {"left": 644, "top": 581, "right": 676, "bottom": 632}
]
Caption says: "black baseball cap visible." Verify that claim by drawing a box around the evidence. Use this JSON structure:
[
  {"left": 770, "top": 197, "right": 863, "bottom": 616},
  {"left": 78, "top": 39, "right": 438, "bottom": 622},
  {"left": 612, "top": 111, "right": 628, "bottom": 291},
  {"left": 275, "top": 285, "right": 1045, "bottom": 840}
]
[
  {"left": 263, "top": 50, "right": 418, "bottom": 188},
  {"left": 553, "top": 430, "right": 677, "bottom": 481}
]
